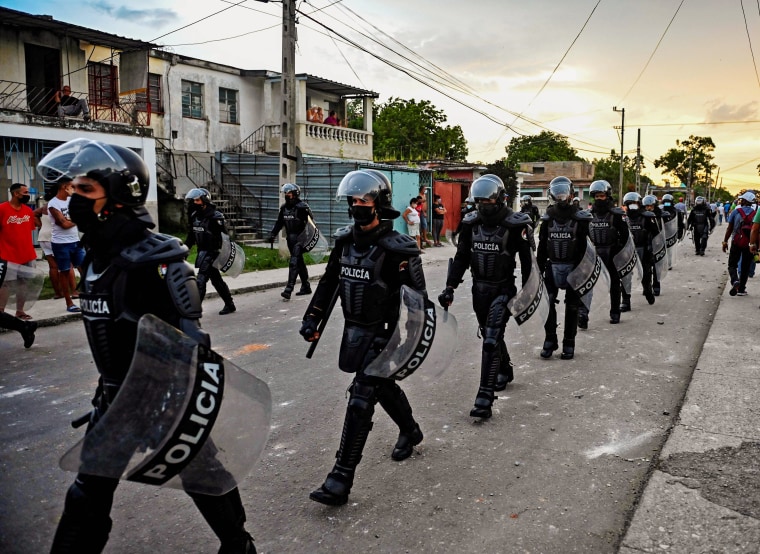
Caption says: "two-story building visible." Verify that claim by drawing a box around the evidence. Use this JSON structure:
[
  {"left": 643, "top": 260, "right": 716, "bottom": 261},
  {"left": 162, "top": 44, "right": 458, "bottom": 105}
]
[{"left": 518, "top": 161, "right": 596, "bottom": 208}]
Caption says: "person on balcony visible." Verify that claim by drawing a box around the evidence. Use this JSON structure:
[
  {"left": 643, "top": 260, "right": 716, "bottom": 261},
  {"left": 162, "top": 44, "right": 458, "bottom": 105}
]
[
  {"left": 55, "top": 86, "right": 91, "bottom": 122},
  {"left": 323, "top": 110, "right": 339, "bottom": 126}
]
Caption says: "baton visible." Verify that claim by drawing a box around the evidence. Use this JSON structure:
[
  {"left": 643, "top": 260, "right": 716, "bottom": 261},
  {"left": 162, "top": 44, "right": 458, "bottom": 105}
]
[{"left": 306, "top": 286, "right": 340, "bottom": 359}]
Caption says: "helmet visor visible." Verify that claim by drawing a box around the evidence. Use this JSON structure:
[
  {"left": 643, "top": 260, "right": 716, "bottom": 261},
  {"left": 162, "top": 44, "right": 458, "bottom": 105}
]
[
  {"left": 550, "top": 183, "right": 572, "bottom": 201},
  {"left": 38, "top": 139, "right": 131, "bottom": 183},
  {"left": 335, "top": 171, "right": 385, "bottom": 203}
]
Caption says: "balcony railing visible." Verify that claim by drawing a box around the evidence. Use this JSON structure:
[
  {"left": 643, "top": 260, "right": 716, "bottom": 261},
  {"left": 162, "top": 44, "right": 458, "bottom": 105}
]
[
  {"left": 304, "top": 122, "right": 369, "bottom": 144},
  {"left": 0, "top": 80, "right": 151, "bottom": 127}
]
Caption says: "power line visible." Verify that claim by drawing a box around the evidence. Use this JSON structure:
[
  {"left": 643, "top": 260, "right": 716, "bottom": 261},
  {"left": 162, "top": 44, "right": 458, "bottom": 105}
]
[{"left": 739, "top": 0, "right": 760, "bottom": 90}]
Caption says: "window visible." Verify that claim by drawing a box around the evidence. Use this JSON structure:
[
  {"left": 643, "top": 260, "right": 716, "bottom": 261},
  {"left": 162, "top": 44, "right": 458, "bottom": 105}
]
[
  {"left": 532, "top": 166, "right": 545, "bottom": 174},
  {"left": 88, "top": 62, "right": 118, "bottom": 107},
  {"left": 219, "top": 87, "right": 239, "bottom": 124},
  {"left": 136, "top": 73, "right": 162, "bottom": 113},
  {"left": 182, "top": 80, "right": 203, "bottom": 118}
]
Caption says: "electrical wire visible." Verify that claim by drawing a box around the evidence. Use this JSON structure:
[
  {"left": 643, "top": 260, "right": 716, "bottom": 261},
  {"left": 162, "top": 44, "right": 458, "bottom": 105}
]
[{"left": 739, "top": 0, "right": 760, "bottom": 90}]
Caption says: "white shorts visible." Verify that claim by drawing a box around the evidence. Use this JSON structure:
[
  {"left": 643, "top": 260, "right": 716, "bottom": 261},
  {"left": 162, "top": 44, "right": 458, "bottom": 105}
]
[
  {"left": 40, "top": 240, "right": 54, "bottom": 257},
  {"left": 407, "top": 223, "right": 420, "bottom": 237}
]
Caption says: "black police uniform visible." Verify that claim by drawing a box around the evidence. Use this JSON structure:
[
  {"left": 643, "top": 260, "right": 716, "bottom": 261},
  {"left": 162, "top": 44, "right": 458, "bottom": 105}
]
[
  {"left": 588, "top": 199, "right": 630, "bottom": 322},
  {"left": 0, "top": 310, "right": 36, "bottom": 348},
  {"left": 626, "top": 207, "right": 660, "bottom": 305},
  {"left": 686, "top": 204, "right": 716, "bottom": 255},
  {"left": 650, "top": 205, "right": 672, "bottom": 295},
  {"left": 270, "top": 197, "right": 313, "bottom": 296},
  {"left": 520, "top": 203, "right": 541, "bottom": 227},
  {"left": 444, "top": 206, "right": 533, "bottom": 418},
  {"left": 662, "top": 204, "right": 685, "bottom": 241},
  {"left": 302, "top": 220, "right": 427, "bottom": 506},
  {"left": 186, "top": 202, "right": 236, "bottom": 313},
  {"left": 536, "top": 203, "right": 591, "bottom": 359},
  {"left": 50, "top": 208, "right": 255, "bottom": 553}
]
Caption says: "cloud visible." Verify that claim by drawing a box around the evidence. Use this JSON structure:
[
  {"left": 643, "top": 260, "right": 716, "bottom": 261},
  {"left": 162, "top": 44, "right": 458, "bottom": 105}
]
[
  {"left": 88, "top": 1, "right": 177, "bottom": 28},
  {"left": 704, "top": 100, "right": 758, "bottom": 123}
]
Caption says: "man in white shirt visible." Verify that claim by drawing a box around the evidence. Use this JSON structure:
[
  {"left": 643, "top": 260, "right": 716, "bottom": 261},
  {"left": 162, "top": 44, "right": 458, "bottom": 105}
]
[{"left": 48, "top": 178, "right": 85, "bottom": 312}]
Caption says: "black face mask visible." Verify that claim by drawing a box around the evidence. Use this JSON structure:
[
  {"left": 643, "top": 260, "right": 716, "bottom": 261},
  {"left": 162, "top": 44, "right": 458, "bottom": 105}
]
[
  {"left": 594, "top": 199, "right": 609, "bottom": 212},
  {"left": 350, "top": 205, "right": 377, "bottom": 226},
  {"left": 477, "top": 204, "right": 501, "bottom": 218},
  {"left": 19, "top": 194, "right": 31, "bottom": 204},
  {"left": 69, "top": 194, "right": 101, "bottom": 233},
  {"left": 285, "top": 195, "right": 297, "bottom": 206}
]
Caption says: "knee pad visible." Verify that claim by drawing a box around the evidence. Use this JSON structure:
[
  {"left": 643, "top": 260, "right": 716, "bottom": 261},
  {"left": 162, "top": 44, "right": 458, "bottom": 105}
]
[{"left": 348, "top": 382, "right": 377, "bottom": 419}]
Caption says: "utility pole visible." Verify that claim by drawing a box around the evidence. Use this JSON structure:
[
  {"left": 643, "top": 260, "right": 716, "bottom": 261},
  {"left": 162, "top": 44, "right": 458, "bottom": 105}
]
[
  {"left": 687, "top": 152, "right": 694, "bottom": 207},
  {"left": 280, "top": 0, "right": 297, "bottom": 188},
  {"left": 635, "top": 128, "right": 641, "bottom": 195},
  {"left": 613, "top": 106, "right": 625, "bottom": 203}
]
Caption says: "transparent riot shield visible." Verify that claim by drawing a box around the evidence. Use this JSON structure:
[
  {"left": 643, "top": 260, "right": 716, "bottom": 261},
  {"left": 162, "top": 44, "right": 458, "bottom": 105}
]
[
  {"left": 651, "top": 231, "right": 668, "bottom": 282},
  {"left": 507, "top": 256, "right": 550, "bottom": 340},
  {"left": 0, "top": 260, "right": 45, "bottom": 311},
  {"left": 213, "top": 233, "right": 246, "bottom": 278},
  {"left": 302, "top": 216, "right": 329, "bottom": 264},
  {"left": 664, "top": 217, "right": 679, "bottom": 268},
  {"left": 60, "top": 314, "right": 271, "bottom": 496},
  {"left": 364, "top": 286, "right": 457, "bottom": 380},
  {"left": 566, "top": 239, "right": 610, "bottom": 314},
  {"left": 613, "top": 235, "right": 643, "bottom": 296}
]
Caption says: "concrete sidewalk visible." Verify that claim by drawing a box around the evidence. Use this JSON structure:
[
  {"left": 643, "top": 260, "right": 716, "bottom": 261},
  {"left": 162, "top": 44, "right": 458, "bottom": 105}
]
[{"left": 6, "top": 239, "right": 760, "bottom": 553}]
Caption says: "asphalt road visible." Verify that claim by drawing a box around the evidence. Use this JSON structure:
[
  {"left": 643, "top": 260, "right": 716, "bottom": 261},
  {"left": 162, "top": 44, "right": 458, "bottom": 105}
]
[{"left": 0, "top": 244, "right": 726, "bottom": 554}]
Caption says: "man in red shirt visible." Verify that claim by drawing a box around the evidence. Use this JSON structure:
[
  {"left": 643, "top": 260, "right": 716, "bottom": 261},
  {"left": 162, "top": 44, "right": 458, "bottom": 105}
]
[{"left": 0, "top": 183, "right": 39, "bottom": 346}]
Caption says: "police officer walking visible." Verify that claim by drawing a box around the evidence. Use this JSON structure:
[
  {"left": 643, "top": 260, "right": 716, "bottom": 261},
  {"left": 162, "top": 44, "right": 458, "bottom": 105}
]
[
  {"left": 643, "top": 194, "right": 668, "bottom": 296},
  {"left": 39, "top": 139, "right": 257, "bottom": 553},
  {"left": 686, "top": 196, "right": 716, "bottom": 255},
  {"left": 269, "top": 183, "right": 314, "bottom": 299},
  {"left": 624, "top": 192, "right": 660, "bottom": 306},
  {"left": 661, "top": 193, "right": 685, "bottom": 241},
  {"left": 520, "top": 194, "right": 541, "bottom": 227},
  {"left": 587, "top": 180, "right": 630, "bottom": 324},
  {"left": 536, "top": 176, "right": 591, "bottom": 360},
  {"left": 300, "top": 169, "right": 427, "bottom": 506},
  {"left": 185, "top": 188, "right": 237, "bottom": 315},
  {"left": 438, "top": 175, "right": 534, "bottom": 419}
]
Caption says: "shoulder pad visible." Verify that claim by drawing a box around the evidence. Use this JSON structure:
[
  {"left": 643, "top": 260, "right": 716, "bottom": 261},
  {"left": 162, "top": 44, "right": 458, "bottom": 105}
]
[
  {"left": 573, "top": 209, "right": 593, "bottom": 221},
  {"left": 121, "top": 233, "right": 188, "bottom": 265},
  {"left": 642, "top": 211, "right": 656, "bottom": 218},
  {"left": 504, "top": 211, "right": 532, "bottom": 227},
  {"left": 540, "top": 213, "right": 551, "bottom": 222},
  {"left": 463, "top": 211, "right": 480, "bottom": 224},
  {"left": 213, "top": 210, "right": 225, "bottom": 220},
  {"left": 333, "top": 225, "right": 353, "bottom": 240},
  {"left": 379, "top": 231, "right": 420, "bottom": 255},
  {"left": 610, "top": 207, "right": 626, "bottom": 216},
  {"left": 296, "top": 201, "right": 310, "bottom": 209}
]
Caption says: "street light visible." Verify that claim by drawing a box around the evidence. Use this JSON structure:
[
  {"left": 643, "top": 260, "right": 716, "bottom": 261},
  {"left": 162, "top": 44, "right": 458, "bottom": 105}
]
[{"left": 613, "top": 106, "right": 625, "bottom": 204}]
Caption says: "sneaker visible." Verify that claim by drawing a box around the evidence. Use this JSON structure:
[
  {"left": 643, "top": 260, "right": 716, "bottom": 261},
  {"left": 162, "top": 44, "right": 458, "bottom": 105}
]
[
  {"left": 737, "top": 290, "right": 748, "bottom": 296},
  {"left": 729, "top": 281, "right": 739, "bottom": 296}
]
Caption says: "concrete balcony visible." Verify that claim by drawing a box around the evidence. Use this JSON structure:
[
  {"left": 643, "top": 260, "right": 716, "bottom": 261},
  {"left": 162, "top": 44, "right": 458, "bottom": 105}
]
[{"left": 264, "top": 122, "right": 373, "bottom": 161}]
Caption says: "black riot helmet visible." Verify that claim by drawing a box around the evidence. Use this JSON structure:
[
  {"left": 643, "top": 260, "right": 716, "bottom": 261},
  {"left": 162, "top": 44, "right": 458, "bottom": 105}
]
[
  {"left": 662, "top": 193, "right": 674, "bottom": 206},
  {"left": 589, "top": 180, "right": 612, "bottom": 198},
  {"left": 695, "top": 196, "right": 706, "bottom": 206},
  {"left": 623, "top": 191, "right": 642, "bottom": 210},
  {"left": 281, "top": 183, "right": 301, "bottom": 197},
  {"left": 469, "top": 174, "right": 507, "bottom": 204},
  {"left": 548, "top": 176, "right": 573, "bottom": 204},
  {"left": 642, "top": 194, "right": 658, "bottom": 208},
  {"left": 336, "top": 169, "right": 399, "bottom": 220},
  {"left": 186, "top": 188, "right": 211, "bottom": 204},
  {"left": 520, "top": 194, "right": 532, "bottom": 206},
  {"left": 38, "top": 138, "right": 150, "bottom": 207}
]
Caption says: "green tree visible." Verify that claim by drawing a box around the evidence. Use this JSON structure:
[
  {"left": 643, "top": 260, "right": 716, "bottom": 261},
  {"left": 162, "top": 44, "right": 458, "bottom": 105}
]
[
  {"left": 373, "top": 97, "right": 468, "bottom": 162},
  {"left": 504, "top": 131, "right": 585, "bottom": 169},
  {"left": 484, "top": 159, "right": 518, "bottom": 200},
  {"left": 345, "top": 99, "right": 364, "bottom": 130},
  {"left": 653, "top": 135, "right": 716, "bottom": 190}
]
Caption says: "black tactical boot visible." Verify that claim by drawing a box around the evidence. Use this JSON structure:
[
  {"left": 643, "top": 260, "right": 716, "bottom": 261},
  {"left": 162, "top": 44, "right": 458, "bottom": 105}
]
[
  {"left": 644, "top": 287, "right": 655, "bottom": 305},
  {"left": 578, "top": 314, "right": 589, "bottom": 329},
  {"left": 620, "top": 294, "right": 631, "bottom": 312},
  {"left": 310, "top": 464, "right": 355, "bottom": 506},
  {"left": 540, "top": 334, "right": 559, "bottom": 358},
  {"left": 610, "top": 312, "right": 620, "bottom": 324},
  {"left": 494, "top": 342, "right": 513, "bottom": 391},
  {"left": 296, "top": 283, "right": 312, "bottom": 296},
  {"left": 470, "top": 388, "right": 494, "bottom": 418},
  {"left": 560, "top": 339, "right": 575, "bottom": 360},
  {"left": 281, "top": 285, "right": 294, "bottom": 300},
  {"left": 219, "top": 303, "right": 236, "bottom": 315},
  {"left": 391, "top": 424, "right": 423, "bottom": 461}
]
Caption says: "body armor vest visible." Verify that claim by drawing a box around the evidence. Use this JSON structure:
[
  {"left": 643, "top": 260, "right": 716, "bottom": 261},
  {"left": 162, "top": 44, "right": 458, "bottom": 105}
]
[
  {"left": 190, "top": 210, "right": 223, "bottom": 251},
  {"left": 588, "top": 212, "right": 617, "bottom": 248},
  {"left": 282, "top": 203, "right": 306, "bottom": 235},
  {"left": 470, "top": 223, "right": 515, "bottom": 283},
  {"left": 547, "top": 218, "right": 579, "bottom": 262},
  {"left": 627, "top": 212, "right": 648, "bottom": 247},
  {"left": 339, "top": 242, "right": 391, "bottom": 326},
  {"left": 692, "top": 209, "right": 707, "bottom": 229}
]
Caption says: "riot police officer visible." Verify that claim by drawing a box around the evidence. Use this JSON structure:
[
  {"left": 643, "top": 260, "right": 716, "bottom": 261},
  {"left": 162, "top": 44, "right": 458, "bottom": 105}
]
[
  {"left": 686, "top": 196, "right": 716, "bottom": 255},
  {"left": 185, "top": 188, "right": 236, "bottom": 315},
  {"left": 643, "top": 194, "right": 669, "bottom": 296},
  {"left": 624, "top": 192, "right": 660, "bottom": 306},
  {"left": 269, "top": 183, "right": 314, "bottom": 299},
  {"left": 536, "top": 176, "right": 591, "bottom": 360},
  {"left": 39, "top": 139, "right": 256, "bottom": 553},
  {"left": 661, "top": 193, "right": 685, "bottom": 241},
  {"left": 300, "top": 169, "right": 427, "bottom": 506},
  {"left": 438, "top": 175, "right": 533, "bottom": 419},
  {"left": 587, "top": 180, "right": 630, "bottom": 324},
  {"left": 520, "top": 194, "right": 540, "bottom": 227}
]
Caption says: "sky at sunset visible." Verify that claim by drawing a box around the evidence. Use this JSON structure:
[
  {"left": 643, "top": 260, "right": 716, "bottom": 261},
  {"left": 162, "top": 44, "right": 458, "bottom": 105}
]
[{"left": 5, "top": 0, "right": 760, "bottom": 193}]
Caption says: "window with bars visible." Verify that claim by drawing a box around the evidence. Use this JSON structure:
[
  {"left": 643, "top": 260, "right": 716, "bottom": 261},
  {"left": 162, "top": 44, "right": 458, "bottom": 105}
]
[
  {"left": 136, "top": 73, "right": 162, "bottom": 113},
  {"left": 182, "top": 80, "right": 203, "bottom": 118},
  {"left": 219, "top": 87, "right": 239, "bottom": 124},
  {"left": 87, "top": 62, "right": 118, "bottom": 107}
]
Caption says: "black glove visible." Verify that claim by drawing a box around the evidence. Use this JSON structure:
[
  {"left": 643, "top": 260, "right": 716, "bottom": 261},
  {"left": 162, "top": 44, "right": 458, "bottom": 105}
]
[
  {"left": 438, "top": 287, "right": 455, "bottom": 308},
  {"left": 299, "top": 317, "right": 320, "bottom": 342},
  {"left": 269, "top": 235, "right": 276, "bottom": 243}
]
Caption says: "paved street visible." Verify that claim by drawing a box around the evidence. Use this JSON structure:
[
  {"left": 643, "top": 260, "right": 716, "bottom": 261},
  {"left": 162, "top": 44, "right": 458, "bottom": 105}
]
[{"left": 0, "top": 236, "right": 753, "bottom": 553}]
